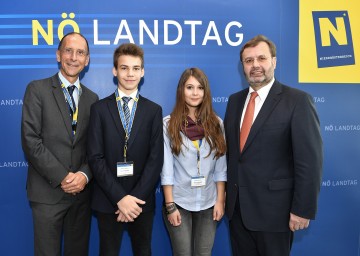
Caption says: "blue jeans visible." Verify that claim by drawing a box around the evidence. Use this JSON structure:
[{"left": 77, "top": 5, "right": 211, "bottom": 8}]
[{"left": 163, "top": 206, "right": 217, "bottom": 256}]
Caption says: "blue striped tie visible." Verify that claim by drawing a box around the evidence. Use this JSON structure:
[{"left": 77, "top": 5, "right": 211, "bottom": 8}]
[
  {"left": 122, "top": 97, "right": 131, "bottom": 127},
  {"left": 67, "top": 85, "right": 76, "bottom": 115}
]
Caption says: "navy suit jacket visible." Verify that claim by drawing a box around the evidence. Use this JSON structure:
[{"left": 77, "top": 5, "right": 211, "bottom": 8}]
[
  {"left": 224, "top": 80, "right": 323, "bottom": 232},
  {"left": 87, "top": 93, "right": 163, "bottom": 214}
]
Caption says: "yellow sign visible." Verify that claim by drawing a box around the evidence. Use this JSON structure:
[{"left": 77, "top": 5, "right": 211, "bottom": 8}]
[{"left": 299, "top": 0, "right": 360, "bottom": 83}]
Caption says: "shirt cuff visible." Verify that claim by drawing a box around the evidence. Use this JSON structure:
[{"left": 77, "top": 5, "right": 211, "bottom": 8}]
[{"left": 79, "top": 171, "right": 89, "bottom": 183}]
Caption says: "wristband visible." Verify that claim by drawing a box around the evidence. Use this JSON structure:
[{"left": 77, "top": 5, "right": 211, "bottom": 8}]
[{"left": 165, "top": 203, "right": 177, "bottom": 215}]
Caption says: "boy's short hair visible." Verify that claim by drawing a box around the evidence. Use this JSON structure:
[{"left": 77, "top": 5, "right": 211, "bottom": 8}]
[{"left": 113, "top": 43, "right": 144, "bottom": 68}]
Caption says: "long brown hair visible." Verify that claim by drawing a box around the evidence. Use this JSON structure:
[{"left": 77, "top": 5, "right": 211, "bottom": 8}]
[{"left": 167, "top": 67, "right": 226, "bottom": 158}]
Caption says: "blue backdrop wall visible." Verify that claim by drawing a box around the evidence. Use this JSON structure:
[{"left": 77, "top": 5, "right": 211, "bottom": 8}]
[{"left": 0, "top": 0, "right": 359, "bottom": 255}]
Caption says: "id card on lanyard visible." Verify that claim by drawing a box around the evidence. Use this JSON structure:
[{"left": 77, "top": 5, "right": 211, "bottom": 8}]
[
  {"left": 191, "top": 139, "right": 206, "bottom": 187},
  {"left": 117, "top": 162, "right": 134, "bottom": 177},
  {"left": 115, "top": 89, "right": 139, "bottom": 177}
]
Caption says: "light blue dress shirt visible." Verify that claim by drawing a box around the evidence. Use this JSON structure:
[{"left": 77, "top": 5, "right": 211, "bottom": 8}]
[
  {"left": 161, "top": 115, "right": 227, "bottom": 212},
  {"left": 58, "top": 71, "right": 80, "bottom": 108}
]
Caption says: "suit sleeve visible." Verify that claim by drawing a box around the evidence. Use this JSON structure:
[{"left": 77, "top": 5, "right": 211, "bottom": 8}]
[
  {"left": 21, "top": 82, "right": 68, "bottom": 188},
  {"left": 291, "top": 93, "right": 323, "bottom": 219},
  {"left": 77, "top": 92, "right": 99, "bottom": 181},
  {"left": 130, "top": 106, "right": 164, "bottom": 200}
]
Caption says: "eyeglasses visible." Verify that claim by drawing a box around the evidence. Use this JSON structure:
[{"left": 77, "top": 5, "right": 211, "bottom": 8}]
[
  {"left": 62, "top": 48, "right": 88, "bottom": 57},
  {"left": 242, "top": 55, "right": 271, "bottom": 65}
]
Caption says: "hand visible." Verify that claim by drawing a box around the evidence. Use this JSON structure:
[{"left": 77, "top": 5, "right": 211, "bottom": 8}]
[
  {"left": 213, "top": 200, "right": 225, "bottom": 221},
  {"left": 115, "top": 210, "right": 130, "bottom": 223},
  {"left": 61, "top": 172, "right": 87, "bottom": 194},
  {"left": 167, "top": 210, "right": 181, "bottom": 226},
  {"left": 116, "top": 195, "right": 145, "bottom": 222},
  {"left": 289, "top": 213, "right": 310, "bottom": 232}
]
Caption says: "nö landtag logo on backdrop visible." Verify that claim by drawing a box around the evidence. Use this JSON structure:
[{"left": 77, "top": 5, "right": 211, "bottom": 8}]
[
  {"left": 1, "top": 99, "right": 23, "bottom": 106},
  {"left": 324, "top": 123, "right": 360, "bottom": 132},
  {"left": 0, "top": 161, "right": 28, "bottom": 168},
  {"left": 212, "top": 96, "right": 228, "bottom": 104},
  {"left": 321, "top": 179, "right": 357, "bottom": 188},
  {"left": 313, "top": 96, "right": 325, "bottom": 103},
  {"left": 312, "top": 11, "right": 355, "bottom": 68},
  {"left": 32, "top": 12, "right": 244, "bottom": 46}
]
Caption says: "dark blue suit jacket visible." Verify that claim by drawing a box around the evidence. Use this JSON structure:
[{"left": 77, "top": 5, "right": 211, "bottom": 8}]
[
  {"left": 224, "top": 80, "right": 323, "bottom": 232},
  {"left": 87, "top": 93, "right": 163, "bottom": 214}
]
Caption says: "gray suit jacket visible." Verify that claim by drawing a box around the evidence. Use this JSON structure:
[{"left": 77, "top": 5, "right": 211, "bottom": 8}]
[{"left": 21, "top": 74, "right": 98, "bottom": 204}]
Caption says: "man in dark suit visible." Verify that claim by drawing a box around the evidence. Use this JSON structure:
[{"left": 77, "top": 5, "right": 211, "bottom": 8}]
[
  {"left": 224, "top": 35, "right": 323, "bottom": 256},
  {"left": 21, "top": 32, "right": 98, "bottom": 256},
  {"left": 87, "top": 43, "right": 163, "bottom": 256}
]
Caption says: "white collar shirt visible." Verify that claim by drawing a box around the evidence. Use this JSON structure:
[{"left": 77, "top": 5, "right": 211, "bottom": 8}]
[{"left": 240, "top": 77, "right": 275, "bottom": 129}]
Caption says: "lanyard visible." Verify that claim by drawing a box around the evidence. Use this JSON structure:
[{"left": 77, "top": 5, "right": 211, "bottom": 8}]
[
  {"left": 192, "top": 139, "right": 202, "bottom": 175},
  {"left": 115, "top": 90, "right": 139, "bottom": 161},
  {"left": 60, "top": 83, "right": 81, "bottom": 135}
]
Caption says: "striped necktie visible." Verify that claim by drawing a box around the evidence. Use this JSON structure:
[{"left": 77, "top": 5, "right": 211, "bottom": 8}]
[
  {"left": 67, "top": 85, "right": 76, "bottom": 115},
  {"left": 122, "top": 96, "right": 131, "bottom": 127}
]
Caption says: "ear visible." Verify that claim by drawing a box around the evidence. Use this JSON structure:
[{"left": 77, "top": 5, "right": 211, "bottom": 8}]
[
  {"left": 141, "top": 68, "right": 145, "bottom": 78},
  {"left": 272, "top": 57, "right": 277, "bottom": 69},
  {"left": 56, "top": 50, "right": 61, "bottom": 62},
  {"left": 112, "top": 67, "right": 117, "bottom": 77},
  {"left": 85, "top": 55, "right": 90, "bottom": 67}
]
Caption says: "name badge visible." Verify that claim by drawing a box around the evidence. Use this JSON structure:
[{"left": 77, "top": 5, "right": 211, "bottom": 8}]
[
  {"left": 117, "top": 161, "right": 134, "bottom": 177},
  {"left": 191, "top": 176, "right": 206, "bottom": 187}
]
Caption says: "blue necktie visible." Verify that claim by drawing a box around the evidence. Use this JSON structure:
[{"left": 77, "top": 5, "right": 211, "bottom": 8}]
[
  {"left": 122, "top": 97, "right": 131, "bottom": 127},
  {"left": 67, "top": 85, "right": 76, "bottom": 115}
]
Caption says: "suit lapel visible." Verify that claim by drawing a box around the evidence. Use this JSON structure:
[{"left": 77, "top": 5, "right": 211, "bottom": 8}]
[
  {"left": 73, "top": 84, "right": 88, "bottom": 143},
  {"left": 107, "top": 94, "right": 126, "bottom": 138},
  {"left": 127, "top": 95, "right": 145, "bottom": 147},
  {"left": 51, "top": 75, "right": 73, "bottom": 139},
  {"left": 235, "top": 90, "right": 249, "bottom": 154},
  {"left": 243, "top": 81, "right": 282, "bottom": 152},
  {"left": 106, "top": 94, "right": 145, "bottom": 147}
]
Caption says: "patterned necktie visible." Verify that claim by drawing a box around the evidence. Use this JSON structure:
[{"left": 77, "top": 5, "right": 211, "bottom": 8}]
[
  {"left": 122, "top": 96, "right": 131, "bottom": 127},
  {"left": 240, "top": 91, "right": 258, "bottom": 152},
  {"left": 67, "top": 85, "right": 76, "bottom": 115}
]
